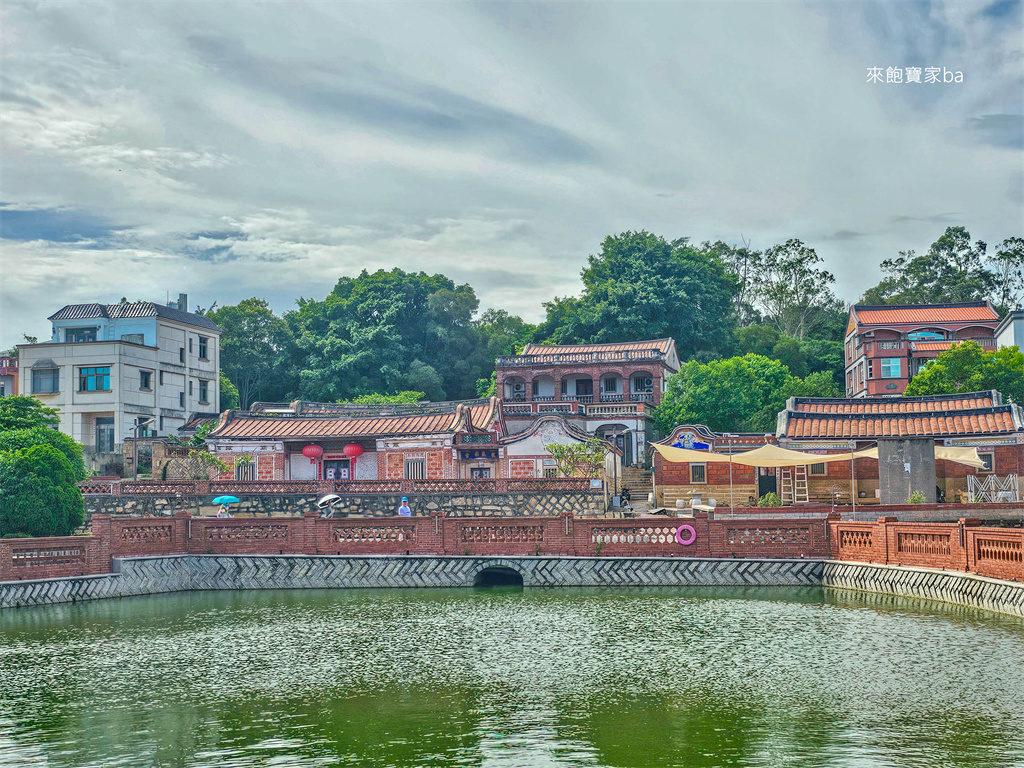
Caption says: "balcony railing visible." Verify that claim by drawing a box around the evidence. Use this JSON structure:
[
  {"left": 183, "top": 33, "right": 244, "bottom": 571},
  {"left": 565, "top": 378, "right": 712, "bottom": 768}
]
[
  {"left": 502, "top": 401, "right": 647, "bottom": 417},
  {"left": 563, "top": 394, "right": 594, "bottom": 404},
  {"left": 629, "top": 392, "right": 654, "bottom": 402},
  {"left": 496, "top": 349, "right": 667, "bottom": 367},
  {"left": 954, "top": 337, "right": 997, "bottom": 346},
  {"left": 599, "top": 394, "right": 623, "bottom": 402}
]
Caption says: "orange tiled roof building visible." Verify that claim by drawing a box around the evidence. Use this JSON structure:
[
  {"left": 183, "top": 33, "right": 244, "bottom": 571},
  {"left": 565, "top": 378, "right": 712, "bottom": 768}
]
[
  {"left": 844, "top": 302, "right": 1000, "bottom": 398},
  {"left": 653, "top": 391, "right": 1024, "bottom": 507}
]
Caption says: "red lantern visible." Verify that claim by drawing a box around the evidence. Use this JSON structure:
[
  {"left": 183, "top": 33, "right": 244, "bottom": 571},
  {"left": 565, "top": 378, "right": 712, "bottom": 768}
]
[
  {"left": 302, "top": 444, "right": 324, "bottom": 464},
  {"left": 343, "top": 443, "right": 364, "bottom": 458}
]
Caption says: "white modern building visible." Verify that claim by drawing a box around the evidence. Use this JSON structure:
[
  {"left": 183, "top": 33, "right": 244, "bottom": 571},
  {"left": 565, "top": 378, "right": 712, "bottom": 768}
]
[
  {"left": 996, "top": 307, "right": 1024, "bottom": 352},
  {"left": 18, "top": 295, "right": 221, "bottom": 469}
]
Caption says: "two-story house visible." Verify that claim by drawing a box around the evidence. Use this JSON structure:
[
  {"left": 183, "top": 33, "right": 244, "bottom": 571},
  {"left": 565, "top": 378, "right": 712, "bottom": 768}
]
[
  {"left": 844, "top": 302, "right": 1000, "bottom": 398},
  {"left": 495, "top": 339, "right": 680, "bottom": 465},
  {"left": 17, "top": 294, "right": 221, "bottom": 468},
  {"left": 0, "top": 356, "right": 17, "bottom": 398}
]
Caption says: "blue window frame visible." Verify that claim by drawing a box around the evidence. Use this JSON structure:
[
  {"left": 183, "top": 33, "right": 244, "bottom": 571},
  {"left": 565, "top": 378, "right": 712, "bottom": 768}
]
[
  {"left": 908, "top": 331, "right": 945, "bottom": 341},
  {"left": 880, "top": 358, "right": 901, "bottom": 378},
  {"left": 79, "top": 366, "right": 111, "bottom": 391}
]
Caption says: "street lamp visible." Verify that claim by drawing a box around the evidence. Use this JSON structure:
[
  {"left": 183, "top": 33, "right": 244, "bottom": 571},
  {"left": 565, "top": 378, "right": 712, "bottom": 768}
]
[{"left": 131, "top": 417, "right": 155, "bottom": 481}]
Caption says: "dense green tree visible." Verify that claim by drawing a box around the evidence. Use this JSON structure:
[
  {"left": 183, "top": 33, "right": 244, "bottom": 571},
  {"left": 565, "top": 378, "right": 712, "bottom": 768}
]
[
  {"left": 861, "top": 227, "right": 995, "bottom": 305},
  {"left": 749, "top": 239, "right": 844, "bottom": 341},
  {"left": 734, "top": 326, "right": 844, "bottom": 384},
  {"left": 990, "top": 237, "right": 1024, "bottom": 312},
  {"left": 697, "top": 239, "right": 761, "bottom": 326},
  {"left": 345, "top": 391, "right": 425, "bottom": 405},
  {"left": 532, "top": 231, "right": 738, "bottom": 358},
  {"left": 286, "top": 269, "right": 511, "bottom": 402},
  {"left": 654, "top": 355, "right": 790, "bottom": 433},
  {"left": 0, "top": 445, "right": 84, "bottom": 537},
  {"left": 0, "top": 396, "right": 59, "bottom": 431},
  {"left": 475, "top": 308, "right": 535, "bottom": 359},
  {"left": 904, "top": 341, "right": 1024, "bottom": 404},
  {"left": 654, "top": 354, "right": 842, "bottom": 434},
  {"left": 0, "top": 427, "right": 87, "bottom": 482},
  {"left": 219, "top": 372, "right": 240, "bottom": 411},
  {"left": 801, "top": 338, "right": 845, "bottom": 378},
  {"left": 475, "top": 371, "right": 497, "bottom": 399},
  {"left": 207, "top": 298, "right": 298, "bottom": 408}
]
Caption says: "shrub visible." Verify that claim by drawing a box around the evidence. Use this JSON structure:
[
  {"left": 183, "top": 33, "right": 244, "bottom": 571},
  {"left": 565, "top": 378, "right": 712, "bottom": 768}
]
[
  {"left": 758, "top": 492, "right": 782, "bottom": 507},
  {"left": 908, "top": 490, "right": 926, "bottom": 504},
  {"left": 0, "top": 427, "right": 87, "bottom": 482},
  {"left": 0, "top": 445, "right": 84, "bottom": 537}
]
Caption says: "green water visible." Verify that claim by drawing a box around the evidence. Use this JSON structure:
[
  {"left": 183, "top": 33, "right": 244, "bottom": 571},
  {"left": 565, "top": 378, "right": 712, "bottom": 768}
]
[{"left": 1, "top": 587, "right": 1023, "bottom": 768}]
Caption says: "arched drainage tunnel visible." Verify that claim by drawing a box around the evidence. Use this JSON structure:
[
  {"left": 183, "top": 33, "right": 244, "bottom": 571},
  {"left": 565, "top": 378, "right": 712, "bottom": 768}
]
[{"left": 473, "top": 566, "right": 524, "bottom": 588}]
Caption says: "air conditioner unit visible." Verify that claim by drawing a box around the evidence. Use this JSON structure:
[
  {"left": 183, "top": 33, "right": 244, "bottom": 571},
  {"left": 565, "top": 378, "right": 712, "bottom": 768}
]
[
  {"left": 511, "top": 382, "right": 526, "bottom": 394},
  {"left": 640, "top": 377, "right": 653, "bottom": 389}
]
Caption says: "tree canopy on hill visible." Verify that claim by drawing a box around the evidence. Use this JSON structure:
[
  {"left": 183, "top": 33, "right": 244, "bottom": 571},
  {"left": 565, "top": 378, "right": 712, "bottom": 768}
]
[
  {"left": 904, "top": 341, "right": 1024, "bottom": 405},
  {"left": 531, "top": 231, "right": 738, "bottom": 359},
  {"left": 654, "top": 354, "right": 842, "bottom": 434},
  {"left": 861, "top": 227, "right": 1024, "bottom": 312}
]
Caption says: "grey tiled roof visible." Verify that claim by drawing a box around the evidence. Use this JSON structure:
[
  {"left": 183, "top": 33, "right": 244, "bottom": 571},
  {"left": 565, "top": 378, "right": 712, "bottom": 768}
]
[{"left": 48, "top": 302, "right": 221, "bottom": 332}]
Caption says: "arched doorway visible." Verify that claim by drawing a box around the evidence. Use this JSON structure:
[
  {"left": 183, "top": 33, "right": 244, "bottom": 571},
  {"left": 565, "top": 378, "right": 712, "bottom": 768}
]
[{"left": 473, "top": 566, "right": 524, "bottom": 587}]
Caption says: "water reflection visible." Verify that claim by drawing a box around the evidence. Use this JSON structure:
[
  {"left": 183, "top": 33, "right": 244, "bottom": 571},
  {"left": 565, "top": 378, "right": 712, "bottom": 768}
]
[{"left": 0, "top": 587, "right": 1021, "bottom": 767}]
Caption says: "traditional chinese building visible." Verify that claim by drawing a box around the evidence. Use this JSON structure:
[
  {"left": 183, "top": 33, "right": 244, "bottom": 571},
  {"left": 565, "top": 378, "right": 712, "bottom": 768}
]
[
  {"left": 204, "top": 398, "right": 620, "bottom": 483},
  {"left": 495, "top": 339, "right": 680, "bottom": 465},
  {"left": 653, "top": 391, "right": 1024, "bottom": 506},
  {"left": 844, "top": 302, "right": 1000, "bottom": 398}
]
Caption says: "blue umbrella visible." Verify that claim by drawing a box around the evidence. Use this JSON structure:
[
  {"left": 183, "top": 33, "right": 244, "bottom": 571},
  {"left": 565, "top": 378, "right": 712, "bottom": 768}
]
[{"left": 212, "top": 495, "right": 239, "bottom": 504}]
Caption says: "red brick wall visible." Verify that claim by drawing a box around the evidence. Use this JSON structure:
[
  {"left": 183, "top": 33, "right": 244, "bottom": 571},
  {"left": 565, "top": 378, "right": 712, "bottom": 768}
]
[
  {"left": 0, "top": 534, "right": 105, "bottom": 581},
  {"left": 832, "top": 516, "right": 1024, "bottom": 582},
  {"left": 510, "top": 459, "right": 537, "bottom": 478}
]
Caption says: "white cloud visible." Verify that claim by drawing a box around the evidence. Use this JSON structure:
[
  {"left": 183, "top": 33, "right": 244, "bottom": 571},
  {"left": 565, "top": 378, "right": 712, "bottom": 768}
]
[{"left": 0, "top": 0, "right": 1020, "bottom": 350}]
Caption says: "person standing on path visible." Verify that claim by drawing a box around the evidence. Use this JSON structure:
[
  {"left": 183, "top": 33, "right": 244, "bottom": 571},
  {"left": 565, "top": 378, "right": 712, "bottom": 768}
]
[{"left": 398, "top": 497, "right": 412, "bottom": 516}]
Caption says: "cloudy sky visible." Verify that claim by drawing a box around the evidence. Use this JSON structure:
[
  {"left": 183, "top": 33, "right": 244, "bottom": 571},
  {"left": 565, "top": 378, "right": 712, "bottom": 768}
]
[{"left": 1, "top": 1, "right": 1021, "bottom": 348}]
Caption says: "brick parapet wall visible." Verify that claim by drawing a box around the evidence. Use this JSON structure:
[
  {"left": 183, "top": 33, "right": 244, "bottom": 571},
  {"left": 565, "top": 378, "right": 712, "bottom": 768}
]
[
  {"left": 832, "top": 516, "right": 1023, "bottom": 582},
  {"left": 6, "top": 513, "right": 1021, "bottom": 584}
]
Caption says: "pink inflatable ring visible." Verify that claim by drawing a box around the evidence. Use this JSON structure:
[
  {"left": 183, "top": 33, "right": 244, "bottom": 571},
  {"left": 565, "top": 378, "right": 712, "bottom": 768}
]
[{"left": 675, "top": 524, "right": 697, "bottom": 546}]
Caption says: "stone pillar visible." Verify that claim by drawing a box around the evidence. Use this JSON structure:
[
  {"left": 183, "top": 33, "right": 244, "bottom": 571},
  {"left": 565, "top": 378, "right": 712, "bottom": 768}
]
[{"left": 878, "top": 438, "right": 937, "bottom": 505}]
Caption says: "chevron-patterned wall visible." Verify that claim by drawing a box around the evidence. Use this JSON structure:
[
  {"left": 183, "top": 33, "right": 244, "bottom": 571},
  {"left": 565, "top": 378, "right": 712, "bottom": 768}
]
[
  {"left": 2, "top": 555, "right": 1021, "bottom": 618},
  {"left": 822, "top": 561, "right": 1024, "bottom": 618}
]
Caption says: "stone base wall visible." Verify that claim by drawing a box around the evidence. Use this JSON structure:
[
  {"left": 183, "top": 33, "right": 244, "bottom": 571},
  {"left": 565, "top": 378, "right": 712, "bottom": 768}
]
[
  {"left": 4, "top": 555, "right": 1022, "bottom": 619},
  {"left": 822, "top": 561, "right": 1024, "bottom": 618},
  {"left": 84, "top": 492, "right": 606, "bottom": 520},
  {"left": 0, "top": 555, "right": 822, "bottom": 608}
]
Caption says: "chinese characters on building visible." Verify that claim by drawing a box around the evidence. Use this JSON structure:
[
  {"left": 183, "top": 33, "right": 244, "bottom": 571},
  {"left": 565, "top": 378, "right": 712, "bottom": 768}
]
[{"left": 867, "top": 67, "right": 964, "bottom": 83}]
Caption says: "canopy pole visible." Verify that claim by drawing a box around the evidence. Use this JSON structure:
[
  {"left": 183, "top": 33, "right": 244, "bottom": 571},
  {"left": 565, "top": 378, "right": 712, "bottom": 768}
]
[
  {"left": 728, "top": 435, "right": 735, "bottom": 509},
  {"left": 850, "top": 440, "right": 857, "bottom": 520}
]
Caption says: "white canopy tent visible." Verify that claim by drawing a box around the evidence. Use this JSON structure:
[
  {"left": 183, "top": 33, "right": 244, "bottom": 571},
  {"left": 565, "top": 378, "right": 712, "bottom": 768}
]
[{"left": 651, "top": 441, "right": 986, "bottom": 509}]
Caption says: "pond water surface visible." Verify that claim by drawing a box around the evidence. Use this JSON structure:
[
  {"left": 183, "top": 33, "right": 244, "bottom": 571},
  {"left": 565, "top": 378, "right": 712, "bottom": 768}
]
[{"left": 1, "top": 586, "right": 1023, "bottom": 768}]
